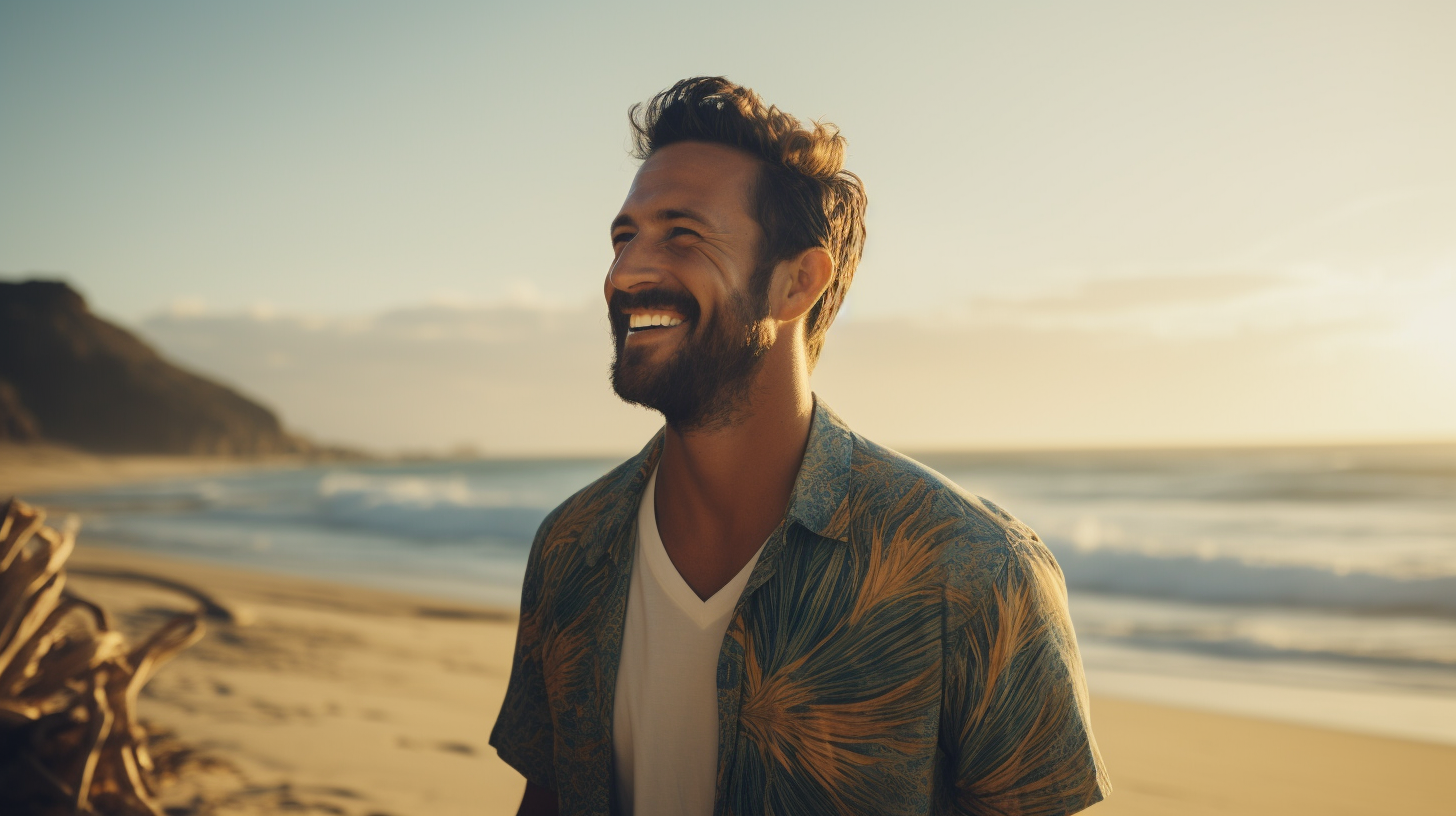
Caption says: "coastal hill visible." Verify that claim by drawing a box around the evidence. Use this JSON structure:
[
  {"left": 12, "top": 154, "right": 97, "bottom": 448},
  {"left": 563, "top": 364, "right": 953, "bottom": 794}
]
[{"left": 0, "top": 279, "right": 307, "bottom": 455}]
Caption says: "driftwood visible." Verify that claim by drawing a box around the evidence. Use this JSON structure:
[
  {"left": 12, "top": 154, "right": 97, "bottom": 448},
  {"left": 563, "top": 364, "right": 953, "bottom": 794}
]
[{"left": 0, "top": 499, "right": 203, "bottom": 815}]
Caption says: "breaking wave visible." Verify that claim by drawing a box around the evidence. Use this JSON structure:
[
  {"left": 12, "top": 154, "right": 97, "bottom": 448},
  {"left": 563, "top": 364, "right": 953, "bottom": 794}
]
[
  {"left": 307, "top": 471, "right": 1456, "bottom": 618},
  {"left": 1046, "top": 537, "right": 1456, "bottom": 618},
  {"left": 315, "top": 471, "right": 552, "bottom": 541}
]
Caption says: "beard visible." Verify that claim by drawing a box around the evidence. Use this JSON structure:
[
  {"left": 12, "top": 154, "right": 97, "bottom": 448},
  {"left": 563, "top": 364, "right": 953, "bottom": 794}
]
[{"left": 609, "top": 283, "right": 773, "bottom": 432}]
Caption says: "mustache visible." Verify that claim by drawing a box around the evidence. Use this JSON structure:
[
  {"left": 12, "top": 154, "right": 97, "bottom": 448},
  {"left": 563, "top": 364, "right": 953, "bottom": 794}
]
[{"left": 608, "top": 288, "right": 702, "bottom": 323}]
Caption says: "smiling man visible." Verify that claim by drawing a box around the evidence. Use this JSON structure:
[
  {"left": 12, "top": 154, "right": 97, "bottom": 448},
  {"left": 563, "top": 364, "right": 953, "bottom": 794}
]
[{"left": 490, "top": 77, "right": 1110, "bottom": 816}]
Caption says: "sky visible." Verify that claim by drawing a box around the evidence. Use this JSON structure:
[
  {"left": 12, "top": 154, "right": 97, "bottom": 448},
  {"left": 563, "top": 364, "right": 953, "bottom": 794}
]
[{"left": 3, "top": 1, "right": 1454, "bottom": 453}]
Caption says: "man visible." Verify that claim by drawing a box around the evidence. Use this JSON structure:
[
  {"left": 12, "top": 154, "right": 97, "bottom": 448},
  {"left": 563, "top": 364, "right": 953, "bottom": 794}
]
[{"left": 490, "top": 77, "right": 1110, "bottom": 816}]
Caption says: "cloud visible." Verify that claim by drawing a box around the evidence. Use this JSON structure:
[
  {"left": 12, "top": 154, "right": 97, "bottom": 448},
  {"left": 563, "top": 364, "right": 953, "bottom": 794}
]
[
  {"left": 976, "top": 272, "right": 1282, "bottom": 315},
  {"left": 960, "top": 265, "right": 1456, "bottom": 350},
  {"left": 814, "top": 319, "right": 1456, "bottom": 450},
  {"left": 136, "top": 268, "right": 1456, "bottom": 454},
  {"left": 140, "top": 303, "right": 662, "bottom": 455}
]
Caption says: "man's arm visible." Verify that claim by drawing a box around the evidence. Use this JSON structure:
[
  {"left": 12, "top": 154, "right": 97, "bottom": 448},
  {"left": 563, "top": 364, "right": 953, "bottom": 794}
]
[
  {"left": 490, "top": 511, "right": 561, "bottom": 799},
  {"left": 516, "top": 781, "right": 559, "bottom": 816},
  {"left": 941, "top": 538, "right": 1112, "bottom": 814}
]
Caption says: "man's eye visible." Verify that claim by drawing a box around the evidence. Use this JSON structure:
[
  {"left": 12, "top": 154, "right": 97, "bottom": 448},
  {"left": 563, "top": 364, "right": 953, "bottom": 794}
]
[
  {"left": 612, "top": 232, "right": 634, "bottom": 246},
  {"left": 668, "top": 226, "right": 700, "bottom": 240}
]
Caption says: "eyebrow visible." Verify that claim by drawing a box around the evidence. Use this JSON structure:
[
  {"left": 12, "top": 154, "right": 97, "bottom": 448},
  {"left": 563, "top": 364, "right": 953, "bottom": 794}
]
[{"left": 610, "top": 207, "right": 714, "bottom": 233}]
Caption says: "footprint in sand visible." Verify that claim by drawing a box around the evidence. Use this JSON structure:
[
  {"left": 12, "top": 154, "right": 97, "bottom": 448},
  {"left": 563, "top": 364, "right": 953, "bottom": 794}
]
[{"left": 435, "top": 741, "right": 477, "bottom": 756}]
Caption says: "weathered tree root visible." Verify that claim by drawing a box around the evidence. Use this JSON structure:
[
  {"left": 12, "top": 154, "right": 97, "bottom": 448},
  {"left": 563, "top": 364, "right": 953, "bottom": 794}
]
[{"left": 0, "top": 498, "right": 203, "bottom": 815}]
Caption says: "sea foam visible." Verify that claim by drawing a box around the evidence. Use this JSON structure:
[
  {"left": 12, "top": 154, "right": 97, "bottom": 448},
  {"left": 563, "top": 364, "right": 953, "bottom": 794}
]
[{"left": 315, "top": 471, "right": 552, "bottom": 541}]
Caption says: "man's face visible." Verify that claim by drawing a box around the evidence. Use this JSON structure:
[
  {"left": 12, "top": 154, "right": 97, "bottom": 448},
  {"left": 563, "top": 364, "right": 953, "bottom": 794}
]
[{"left": 606, "top": 141, "right": 774, "bottom": 430}]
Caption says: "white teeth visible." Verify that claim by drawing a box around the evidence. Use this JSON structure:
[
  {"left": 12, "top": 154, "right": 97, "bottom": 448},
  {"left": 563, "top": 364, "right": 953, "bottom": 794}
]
[{"left": 629, "top": 313, "right": 684, "bottom": 330}]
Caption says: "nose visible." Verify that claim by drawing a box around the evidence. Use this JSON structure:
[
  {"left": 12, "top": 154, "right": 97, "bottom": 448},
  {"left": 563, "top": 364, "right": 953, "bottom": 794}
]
[{"left": 605, "top": 235, "right": 668, "bottom": 298}]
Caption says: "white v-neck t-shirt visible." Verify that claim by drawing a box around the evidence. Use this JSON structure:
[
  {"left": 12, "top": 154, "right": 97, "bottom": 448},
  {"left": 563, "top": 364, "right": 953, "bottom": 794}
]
[{"left": 611, "top": 466, "right": 766, "bottom": 816}]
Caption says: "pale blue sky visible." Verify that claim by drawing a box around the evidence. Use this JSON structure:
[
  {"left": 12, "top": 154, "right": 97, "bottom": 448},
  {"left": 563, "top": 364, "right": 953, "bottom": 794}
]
[
  {"left": 4, "top": 1, "right": 1452, "bottom": 320},
  {"left": 3, "top": 1, "right": 1454, "bottom": 450}
]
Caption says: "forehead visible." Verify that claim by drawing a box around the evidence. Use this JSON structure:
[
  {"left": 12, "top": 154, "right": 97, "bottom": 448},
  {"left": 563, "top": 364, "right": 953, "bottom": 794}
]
[{"left": 619, "top": 141, "right": 761, "bottom": 224}]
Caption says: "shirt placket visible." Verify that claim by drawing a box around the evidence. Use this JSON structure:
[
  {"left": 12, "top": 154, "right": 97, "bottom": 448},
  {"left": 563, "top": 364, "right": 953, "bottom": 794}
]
[{"left": 711, "top": 520, "right": 792, "bottom": 816}]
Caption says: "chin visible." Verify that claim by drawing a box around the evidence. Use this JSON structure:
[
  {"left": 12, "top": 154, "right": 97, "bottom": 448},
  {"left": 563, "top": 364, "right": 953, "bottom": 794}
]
[
  {"left": 608, "top": 294, "right": 771, "bottom": 431},
  {"left": 609, "top": 352, "right": 664, "bottom": 408}
]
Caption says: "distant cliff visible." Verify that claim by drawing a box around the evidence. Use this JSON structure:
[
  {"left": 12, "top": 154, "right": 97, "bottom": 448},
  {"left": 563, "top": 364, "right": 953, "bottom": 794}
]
[{"left": 0, "top": 279, "right": 307, "bottom": 455}]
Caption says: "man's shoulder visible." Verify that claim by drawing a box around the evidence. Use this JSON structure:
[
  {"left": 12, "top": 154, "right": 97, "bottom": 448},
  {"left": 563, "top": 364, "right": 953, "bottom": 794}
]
[
  {"left": 533, "top": 452, "right": 646, "bottom": 556},
  {"left": 846, "top": 433, "right": 1049, "bottom": 580}
]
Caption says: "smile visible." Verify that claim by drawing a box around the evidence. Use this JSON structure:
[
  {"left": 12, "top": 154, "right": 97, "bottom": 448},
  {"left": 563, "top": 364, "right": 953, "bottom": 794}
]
[{"left": 627, "top": 313, "right": 686, "bottom": 333}]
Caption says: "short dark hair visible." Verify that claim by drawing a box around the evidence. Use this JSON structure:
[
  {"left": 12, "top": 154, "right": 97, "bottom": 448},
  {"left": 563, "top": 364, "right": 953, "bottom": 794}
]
[{"left": 629, "top": 77, "right": 867, "bottom": 367}]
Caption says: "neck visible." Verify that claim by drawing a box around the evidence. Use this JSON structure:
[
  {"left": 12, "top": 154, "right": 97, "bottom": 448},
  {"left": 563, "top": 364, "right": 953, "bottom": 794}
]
[{"left": 656, "top": 344, "right": 814, "bottom": 544}]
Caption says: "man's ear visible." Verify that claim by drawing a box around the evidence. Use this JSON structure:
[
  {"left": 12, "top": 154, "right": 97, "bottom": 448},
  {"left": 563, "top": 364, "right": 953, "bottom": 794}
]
[{"left": 770, "top": 247, "right": 834, "bottom": 323}]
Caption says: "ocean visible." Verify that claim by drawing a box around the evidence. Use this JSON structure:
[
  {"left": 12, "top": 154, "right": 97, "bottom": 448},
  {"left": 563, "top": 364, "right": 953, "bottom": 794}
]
[{"left": 32, "top": 442, "right": 1456, "bottom": 746}]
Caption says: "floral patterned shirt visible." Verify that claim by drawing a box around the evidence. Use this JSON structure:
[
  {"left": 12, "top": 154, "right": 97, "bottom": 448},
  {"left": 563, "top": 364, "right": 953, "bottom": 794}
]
[{"left": 490, "top": 399, "right": 1111, "bottom": 815}]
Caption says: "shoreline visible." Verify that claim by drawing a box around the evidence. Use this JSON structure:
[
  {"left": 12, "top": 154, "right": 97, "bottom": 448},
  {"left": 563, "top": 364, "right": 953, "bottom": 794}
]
[
  {"left": 0, "top": 442, "right": 310, "bottom": 498},
  {"left": 70, "top": 540, "right": 1456, "bottom": 747}
]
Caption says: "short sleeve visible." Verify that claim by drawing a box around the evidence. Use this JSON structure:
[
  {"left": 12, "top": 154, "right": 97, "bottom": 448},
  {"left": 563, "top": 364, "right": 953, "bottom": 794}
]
[
  {"left": 489, "top": 512, "right": 559, "bottom": 790},
  {"left": 940, "top": 538, "right": 1111, "bottom": 815}
]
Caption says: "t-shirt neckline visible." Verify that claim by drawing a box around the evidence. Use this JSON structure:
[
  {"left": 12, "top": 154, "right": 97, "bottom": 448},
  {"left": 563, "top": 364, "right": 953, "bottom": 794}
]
[{"left": 637, "top": 465, "right": 765, "bottom": 628}]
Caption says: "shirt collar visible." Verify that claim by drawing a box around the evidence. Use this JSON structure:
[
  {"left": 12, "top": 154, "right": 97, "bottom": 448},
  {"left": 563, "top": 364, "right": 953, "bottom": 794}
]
[
  {"left": 785, "top": 397, "right": 854, "bottom": 543},
  {"left": 582, "top": 429, "right": 663, "bottom": 568},
  {"left": 582, "top": 395, "right": 855, "bottom": 568}
]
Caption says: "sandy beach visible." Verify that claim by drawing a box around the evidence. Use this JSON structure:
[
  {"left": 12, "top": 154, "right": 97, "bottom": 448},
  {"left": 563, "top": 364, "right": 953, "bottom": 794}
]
[
  {"left": 0, "top": 443, "right": 299, "bottom": 498},
  {"left": 63, "top": 545, "right": 526, "bottom": 816},
  {"left": 55, "top": 545, "right": 1455, "bottom": 816},
  {"left": 4, "top": 458, "right": 1454, "bottom": 815}
]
